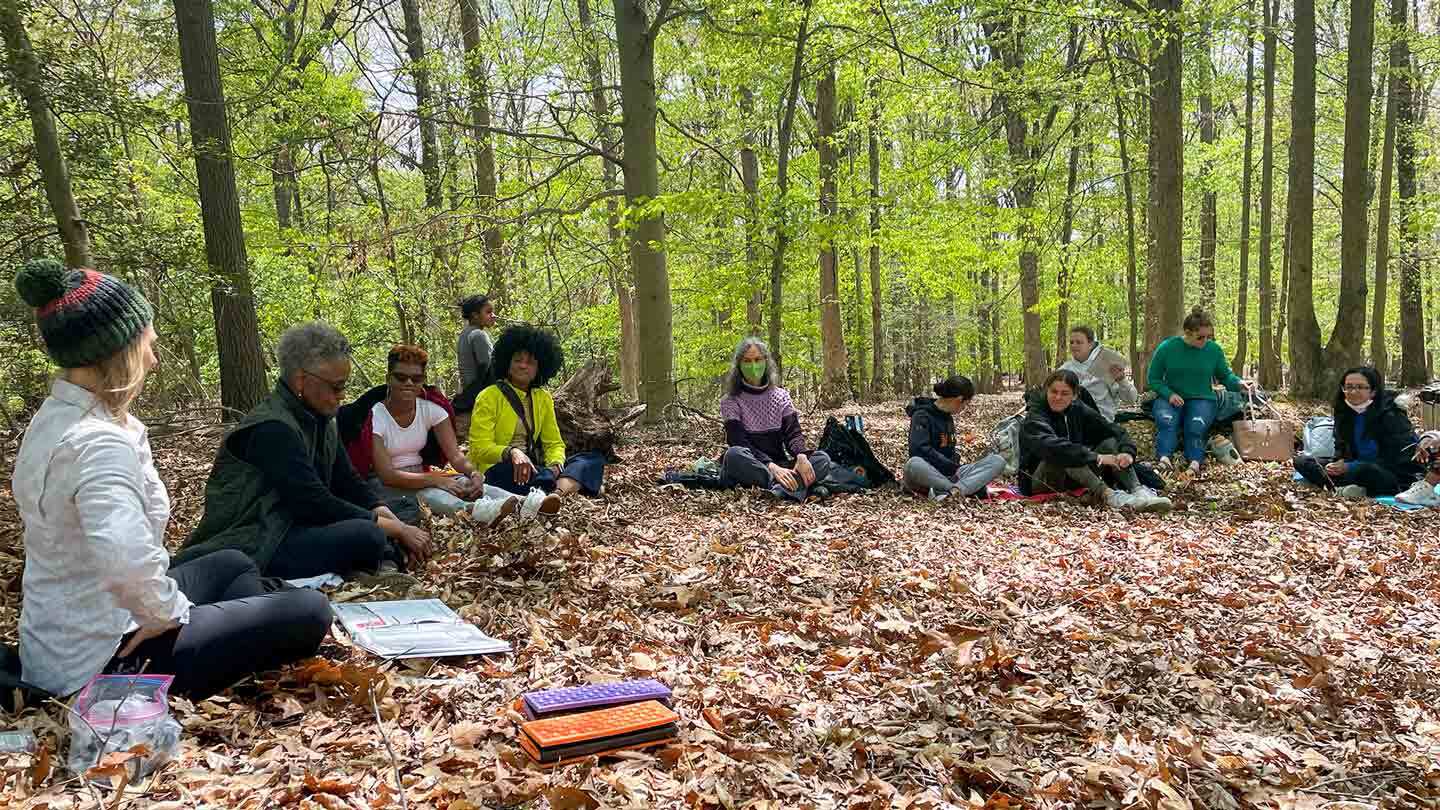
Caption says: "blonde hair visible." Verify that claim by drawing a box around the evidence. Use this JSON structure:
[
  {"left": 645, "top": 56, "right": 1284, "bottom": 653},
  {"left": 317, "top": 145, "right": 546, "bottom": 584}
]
[{"left": 92, "top": 332, "right": 151, "bottom": 418}]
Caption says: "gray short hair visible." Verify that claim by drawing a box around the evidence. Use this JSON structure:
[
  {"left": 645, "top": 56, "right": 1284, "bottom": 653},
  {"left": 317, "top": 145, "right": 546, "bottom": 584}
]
[{"left": 277, "top": 322, "right": 351, "bottom": 380}]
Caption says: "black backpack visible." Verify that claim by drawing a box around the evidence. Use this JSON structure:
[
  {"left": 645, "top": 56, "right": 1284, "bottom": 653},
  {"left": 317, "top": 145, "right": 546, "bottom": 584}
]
[{"left": 817, "top": 417, "right": 895, "bottom": 489}]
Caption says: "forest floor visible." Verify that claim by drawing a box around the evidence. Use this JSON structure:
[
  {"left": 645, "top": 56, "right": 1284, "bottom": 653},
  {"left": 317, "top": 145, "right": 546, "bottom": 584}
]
[{"left": 3, "top": 393, "right": 1440, "bottom": 809}]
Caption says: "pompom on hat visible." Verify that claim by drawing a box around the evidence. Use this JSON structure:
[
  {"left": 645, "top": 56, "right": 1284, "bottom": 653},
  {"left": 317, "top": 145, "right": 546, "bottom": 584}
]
[{"left": 14, "top": 258, "right": 154, "bottom": 369}]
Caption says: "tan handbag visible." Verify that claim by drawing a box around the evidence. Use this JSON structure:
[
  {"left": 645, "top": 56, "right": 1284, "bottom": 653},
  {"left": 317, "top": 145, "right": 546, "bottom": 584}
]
[{"left": 1231, "top": 392, "right": 1294, "bottom": 461}]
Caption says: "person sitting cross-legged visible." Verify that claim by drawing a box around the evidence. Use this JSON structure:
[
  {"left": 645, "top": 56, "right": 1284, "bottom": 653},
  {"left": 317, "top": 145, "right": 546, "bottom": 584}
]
[
  {"left": 467, "top": 325, "right": 605, "bottom": 514},
  {"left": 903, "top": 375, "right": 1006, "bottom": 500},
  {"left": 1396, "top": 430, "right": 1440, "bottom": 507},
  {"left": 11, "top": 259, "right": 331, "bottom": 700},
  {"left": 176, "top": 322, "right": 432, "bottom": 580},
  {"left": 1293, "top": 366, "right": 1423, "bottom": 499},
  {"left": 1019, "top": 370, "right": 1172, "bottom": 513},
  {"left": 718, "top": 337, "right": 833, "bottom": 501}
]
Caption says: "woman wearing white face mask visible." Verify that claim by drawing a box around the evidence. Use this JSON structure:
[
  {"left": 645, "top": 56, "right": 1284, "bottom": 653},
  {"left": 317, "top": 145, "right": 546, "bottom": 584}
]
[
  {"left": 1293, "top": 366, "right": 1423, "bottom": 498},
  {"left": 718, "top": 338, "right": 833, "bottom": 501}
]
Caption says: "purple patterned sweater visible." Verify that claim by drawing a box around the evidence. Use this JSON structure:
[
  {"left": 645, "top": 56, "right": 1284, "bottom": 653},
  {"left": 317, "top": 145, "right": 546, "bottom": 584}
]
[{"left": 720, "top": 383, "right": 808, "bottom": 464}]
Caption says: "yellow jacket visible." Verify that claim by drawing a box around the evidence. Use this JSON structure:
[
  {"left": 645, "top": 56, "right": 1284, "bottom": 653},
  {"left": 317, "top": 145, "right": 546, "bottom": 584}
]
[{"left": 467, "top": 383, "right": 567, "bottom": 473}]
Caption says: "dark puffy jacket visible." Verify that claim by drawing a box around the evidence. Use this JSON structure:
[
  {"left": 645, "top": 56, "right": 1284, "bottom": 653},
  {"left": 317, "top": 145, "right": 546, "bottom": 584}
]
[
  {"left": 1018, "top": 391, "right": 1137, "bottom": 494},
  {"left": 906, "top": 397, "right": 959, "bottom": 477},
  {"left": 1334, "top": 391, "right": 1423, "bottom": 477}
]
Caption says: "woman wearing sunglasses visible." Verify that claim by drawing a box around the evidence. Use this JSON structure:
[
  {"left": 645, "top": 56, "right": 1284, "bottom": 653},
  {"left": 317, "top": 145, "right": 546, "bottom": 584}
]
[
  {"left": 1145, "top": 306, "right": 1254, "bottom": 474},
  {"left": 1294, "top": 366, "right": 1423, "bottom": 499}
]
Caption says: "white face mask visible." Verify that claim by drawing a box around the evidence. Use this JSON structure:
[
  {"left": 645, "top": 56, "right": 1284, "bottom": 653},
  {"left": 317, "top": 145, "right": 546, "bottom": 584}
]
[{"left": 1346, "top": 399, "right": 1372, "bottom": 414}]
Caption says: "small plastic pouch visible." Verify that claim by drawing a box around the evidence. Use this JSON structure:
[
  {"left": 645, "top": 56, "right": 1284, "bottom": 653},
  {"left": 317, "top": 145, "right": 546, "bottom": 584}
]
[{"left": 67, "top": 674, "right": 182, "bottom": 781}]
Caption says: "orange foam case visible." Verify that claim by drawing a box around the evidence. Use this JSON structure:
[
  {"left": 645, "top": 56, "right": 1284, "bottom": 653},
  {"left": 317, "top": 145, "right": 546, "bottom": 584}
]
[{"left": 518, "top": 700, "right": 678, "bottom": 767}]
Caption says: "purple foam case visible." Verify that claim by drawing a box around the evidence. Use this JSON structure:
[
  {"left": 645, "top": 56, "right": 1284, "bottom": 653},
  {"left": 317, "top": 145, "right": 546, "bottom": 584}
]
[{"left": 521, "top": 679, "right": 673, "bottom": 720}]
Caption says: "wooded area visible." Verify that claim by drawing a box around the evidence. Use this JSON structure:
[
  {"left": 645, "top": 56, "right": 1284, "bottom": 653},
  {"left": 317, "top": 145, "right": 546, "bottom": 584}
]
[{"left": 1, "top": 0, "right": 1439, "bottom": 419}]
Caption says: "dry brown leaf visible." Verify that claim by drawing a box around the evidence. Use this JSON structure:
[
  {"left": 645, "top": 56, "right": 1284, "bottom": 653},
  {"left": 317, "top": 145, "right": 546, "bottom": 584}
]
[
  {"left": 702, "top": 707, "right": 726, "bottom": 733},
  {"left": 629, "top": 651, "right": 658, "bottom": 672},
  {"left": 546, "top": 786, "right": 600, "bottom": 810},
  {"left": 28, "top": 741, "right": 51, "bottom": 787},
  {"left": 450, "top": 721, "right": 489, "bottom": 747}
]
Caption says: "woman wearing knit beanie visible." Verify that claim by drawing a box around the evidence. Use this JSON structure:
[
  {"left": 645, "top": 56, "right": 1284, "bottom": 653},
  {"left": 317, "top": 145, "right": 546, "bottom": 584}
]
[{"left": 10, "top": 258, "right": 333, "bottom": 700}]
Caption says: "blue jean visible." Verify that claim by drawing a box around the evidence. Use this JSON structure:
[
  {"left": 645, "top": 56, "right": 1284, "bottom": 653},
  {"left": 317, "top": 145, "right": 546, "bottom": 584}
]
[
  {"left": 1152, "top": 397, "right": 1218, "bottom": 462},
  {"left": 484, "top": 450, "right": 607, "bottom": 496}
]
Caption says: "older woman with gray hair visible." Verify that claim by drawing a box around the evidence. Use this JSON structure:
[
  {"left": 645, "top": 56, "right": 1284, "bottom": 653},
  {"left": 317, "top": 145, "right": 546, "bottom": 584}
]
[
  {"left": 718, "top": 337, "right": 833, "bottom": 501},
  {"left": 177, "top": 322, "right": 432, "bottom": 582}
]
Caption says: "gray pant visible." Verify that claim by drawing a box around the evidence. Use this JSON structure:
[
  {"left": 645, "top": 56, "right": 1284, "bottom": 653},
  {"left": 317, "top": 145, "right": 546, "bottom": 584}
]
[
  {"left": 904, "top": 453, "right": 1006, "bottom": 496},
  {"left": 1031, "top": 438, "right": 1139, "bottom": 496},
  {"left": 372, "top": 467, "right": 514, "bottom": 525},
  {"left": 721, "top": 447, "right": 834, "bottom": 501}
]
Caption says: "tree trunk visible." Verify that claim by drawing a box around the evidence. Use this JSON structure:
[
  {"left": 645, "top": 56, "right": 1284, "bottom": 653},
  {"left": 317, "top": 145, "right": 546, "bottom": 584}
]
[
  {"left": 399, "top": 0, "right": 442, "bottom": 211},
  {"left": 1395, "top": 0, "right": 1425, "bottom": 385},
  {"left": 769, "top": 0, "right": 814, "bottom": 375},
  {"left": 1054, "top": 131, "right": 1081, "bottom": 365},
  {"left": 0, "top": 0, "right": 93, "bottom": 267},
  {"left": 867, "top": 75, "right": 885, "bottom": 398},
  {"left": 816, "top": 66, "right": 849, "bottom": 407},
  {"left": 459, "top": 0, "right": 505, "bottom": 298},
  {"left": 578, "top": 0, "right": 637, "bottom": 399},
  {"left": 1234, "top": 5, "right": 1256, "bottom": 374},
  {"left": 852, "top": 247, "right": 867, "bottom": 396},
  {"left": 989, "top": 266, "right": 1002, "bottom": 390},
  {"left": 1258, "top": 0, "right": 1281, "bottom": 389},
  {"left": 1323, "top": 0, "right": 1376, "bottom": 375},
  {"left": 1287, "top": 0, "right": 1324, "bottom": 398},
  {"left": 173, "top": 0, "right": 268, "bottom": 414},
  {"left": 612, "top": 0, "right": 675, "bottom": 419},
  {"left": 1198, "top": 22, "right": 1217, "bottom": 313},
  {"left": 741, "top": 86, "right": 763, "bottom": 334},
  {"left": 1145, "top": 0, "right": 1185, "bottom": 368},
  {"left": 1104, "top": 32, "right": 1141, "bottom": 375},
  {"left": 1371, "top": 0, "right": 1403, "bottom": 375}
]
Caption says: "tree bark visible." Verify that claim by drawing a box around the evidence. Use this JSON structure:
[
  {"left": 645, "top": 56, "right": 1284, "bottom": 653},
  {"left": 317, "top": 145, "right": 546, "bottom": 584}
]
[
  {"left": 1104, "top": 32, "right": 1141, "bottom": 375},
  {"left": 578, "top": 0, "right": 638, "bottom": 399},
  {"left": 769, "top": 0, "right": 814, "bottom": 375},
  {"left": 1287, "top": 0, "right": 1324, "bottom": 398},
  {"left": 1054, "top": 130, "right": 1081, "bottom": 365},
  {"left": 1371, "top": 0, "right": 1403, "bottom": 374},
  {"left": 459, "top": 0, "right": 505, "bottom": 298},
  {"left": 816, "top": 66, "right": 849, "bottom": 406},
  {"left": 1144, "top": 0, "right": 1184, "bottom": 368},
  {"left": 0, "top": 0, "right": 93, "bottom": 267},
  {"left": 741, "top": 86, "right": 763, "bottom": 334},
  {"left": 1198, "top": 22, "right": 1217, "bottom": 313},
  {"left": 1258, "top": 0, "right": 1281, "bottom": 389},
  {"left": 612, "top": 0, "right": 675, "bottom": 418},
  {"left": 852, "top": 247, "right": 867, "bottom": 396},
  {"left": 399, "top": 0, "right": 441, "bottom": 210},
  {"left": 867, "top": 75, "right": 885, "bottom": 398},
  {"left": 1234, "top": 5, "right": 1256, "bottom": 374},
  {"left": 173, "top": 0, "right": 268, "bottom": 414},
  {"left": 1394, "top": 0, "right": 1425, "bottom": 385},
  {"left": 1323, "top": 0, "right": 1376, "bottom": 375}
]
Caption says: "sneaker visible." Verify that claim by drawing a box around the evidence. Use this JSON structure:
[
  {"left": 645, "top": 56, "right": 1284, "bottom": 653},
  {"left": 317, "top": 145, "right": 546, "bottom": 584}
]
[
  {"left": 1133, "top": 491, "right": 1174, "bottom": 514},
  {"left": 1104, "top": 489, "right": 1137, "bottom": 509},
  {"left": 1157, "top": 457, "right": 1174, "bottom": 473},
  {"left": 1186, "top": 460, "right": 1202, "bottom": 476},
  {"left": 519, "top": 488, "right": 563, "bottom": 520},
  {"left": 1395, "top": 479, "right": 1440, "bottom": 507},
  {"left": 928, "top": 487, "right": 952, "bottom": 502},
  {"left": 471, "top": 495, "right": 520, "bottom": 527},
  {"left": 1337, "top": 484, "right": 1368, "bottom": 500}
]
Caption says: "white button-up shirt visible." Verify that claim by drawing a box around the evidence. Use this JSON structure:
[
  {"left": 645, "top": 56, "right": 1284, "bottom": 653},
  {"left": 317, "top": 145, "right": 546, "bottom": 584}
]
[
  {"left": 13, "top": 379, "right": 191, "bottom": 696},
  {"left": 1059, "top": 343, "right": 1138, "bottom": 422}
]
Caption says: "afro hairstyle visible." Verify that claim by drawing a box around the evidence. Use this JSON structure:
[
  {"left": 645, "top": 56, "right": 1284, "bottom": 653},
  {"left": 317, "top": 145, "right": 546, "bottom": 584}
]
[{"left": 492, "top": 324, "right": 564, "bottom": 387}]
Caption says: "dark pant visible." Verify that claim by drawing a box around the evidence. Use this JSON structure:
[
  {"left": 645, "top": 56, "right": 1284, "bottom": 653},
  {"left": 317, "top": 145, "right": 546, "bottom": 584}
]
[
  {"left": 107, "top": 550, "right": 332, "bottom": 700},
  {"left": 721, "top": 447, "right": 834, "bottom": 502},
  {"left": 264, "top": 519, "right": 396, "bottom": 579},
  {"left": 484, "top": 450, "right": 607, "bottom": 496},
  {"left": 1026, "top": 438, "right": 1140, "bottom": 496},
  {"left": 1293, "top": 453, "right": 1411, "bottom": 496}
]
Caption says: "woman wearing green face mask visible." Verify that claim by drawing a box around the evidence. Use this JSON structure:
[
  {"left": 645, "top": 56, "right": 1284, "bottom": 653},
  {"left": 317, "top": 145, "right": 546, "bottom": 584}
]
[{"left": 718, "top": 338, "right": 833, "bottom": 501}]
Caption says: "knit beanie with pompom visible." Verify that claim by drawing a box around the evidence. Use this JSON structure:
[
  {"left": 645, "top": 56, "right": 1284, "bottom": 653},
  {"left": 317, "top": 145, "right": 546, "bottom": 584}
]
[{"left": 14, "top": 258, "right": 153, "bottom": 369}]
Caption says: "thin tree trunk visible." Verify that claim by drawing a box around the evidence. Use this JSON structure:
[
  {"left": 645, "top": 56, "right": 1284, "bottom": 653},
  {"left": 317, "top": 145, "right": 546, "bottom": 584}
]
[
  {"left": 867, "top": 75, "right": 885, "bottom": 397},
  {"left": 1258, "top": 0, "right": 1281, "bottom": 388},
  {"left": 1371, "top": 0, "right": 1403, "bottom": 374},
  {"left": 1198, "top": 22, "right": 1217, "bottom": 313},
  {"left": 852, "top": 247, "right": 867, "bottom": 396},
  {"left": 816, "top": 66, "right": 849, "bottom": 406},
  {"left": 1287, "top": 0, "right": 1324, "bottom": 397},
  {"left": 741, "top": 87, "right": 763, "bottom": 334},
  {"left": 1324, "top": 0, "right": 1376, "bottom": 375},
  {"left": 769, "top": 0, "right": 814, "bottom": 375},
  {"left": 1395, "top": 0, "right": 1425, "bottom": 385},
  {"left": 0, "top": 0, "right": 92, "bottom": 267},
  {"left": 1104, "top": 32, "right": 1141, "bottom": 375},
  {"left": 1145, "top": 0, "right": 1185, "bottom": 364},
  {"left": 459, "top": 0, "right": 505, "bottom": 298},
  {"left": 613, "top": 0, "right": 675, "bottom": 418},
  {"left": 173, "top": 0, "right": 268, "bottom": 414},
  {"left": 1234, "top": 4, "right": 1256, "bottom": 374},
  {"left": 1055, "top": 128, "right": 1081, "bottom": 365}
]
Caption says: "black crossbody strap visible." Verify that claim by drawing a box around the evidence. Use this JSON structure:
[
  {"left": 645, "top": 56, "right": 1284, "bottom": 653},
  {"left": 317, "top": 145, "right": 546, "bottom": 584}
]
[{"left": 498, "top": 382, "right": 539, "bottom": 460}]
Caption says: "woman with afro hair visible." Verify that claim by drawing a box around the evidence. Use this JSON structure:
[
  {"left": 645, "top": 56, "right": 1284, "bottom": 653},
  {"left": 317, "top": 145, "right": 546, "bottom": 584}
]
[{"left": 467, "top": 325, "right": 606, "bottom": 512}]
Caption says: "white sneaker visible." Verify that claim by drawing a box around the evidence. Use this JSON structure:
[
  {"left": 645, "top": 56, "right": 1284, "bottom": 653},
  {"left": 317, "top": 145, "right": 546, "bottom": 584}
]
[
  {"left": 928, "top": 487, "right": 952, "bottom": 502},
  {"left": 519, "top": 488, "right": 563, "bottom": 520},
  {"left": 1105, "top": 489, "right": 1137, "bottom": 509},
  {"left": 1134, "top": 490, "right": 1174, "bottom": 513},
  {"left": 1157, "top": 457, "right": 1174, "bottom": 473},
  {"left": 1186, "top": 460, "right": 1202, "bottom": 476},
  {"left": 1395, "top": 480, "right": 1440, "bottom": 507},
  {"left": 1337, "top": 484, "right": 1368, "bottom": 500},
  {"left": 471, "top": 495, "right": 520, "bottom": 527}
]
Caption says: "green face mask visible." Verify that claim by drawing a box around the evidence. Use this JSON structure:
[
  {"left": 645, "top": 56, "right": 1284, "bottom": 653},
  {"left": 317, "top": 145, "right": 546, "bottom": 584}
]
[{"left": 740, "top": 360, "right": 767, "bottom": 384}]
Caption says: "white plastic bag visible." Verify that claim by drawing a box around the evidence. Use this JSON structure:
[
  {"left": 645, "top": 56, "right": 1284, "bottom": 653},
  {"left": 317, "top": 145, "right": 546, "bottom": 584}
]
[{"left": 67, "top": 674, "right": 181, "bottom": 782}]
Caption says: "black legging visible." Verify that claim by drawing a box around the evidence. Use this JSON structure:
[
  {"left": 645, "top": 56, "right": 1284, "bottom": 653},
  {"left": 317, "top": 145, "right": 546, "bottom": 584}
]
[
  {"left": 106, "top": 550, "right": 332, "bottom": 699},
  {"left": 264, "top": 518, "right": 399, "bottom": 579},
  {"left": 1293, "top": 453, "right": 1411, "bottom": 496}
]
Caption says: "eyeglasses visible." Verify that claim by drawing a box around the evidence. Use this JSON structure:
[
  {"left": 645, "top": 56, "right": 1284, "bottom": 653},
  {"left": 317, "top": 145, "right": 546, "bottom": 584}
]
[
  {"left": 1342, "top": 384, "right": 1372, "bottom": 392},
  {"left": 390, "top": 371, "right": 426, "bottom": 385},
  {"left": 302, "top": 368, "right": 348, "bottom": 395}
]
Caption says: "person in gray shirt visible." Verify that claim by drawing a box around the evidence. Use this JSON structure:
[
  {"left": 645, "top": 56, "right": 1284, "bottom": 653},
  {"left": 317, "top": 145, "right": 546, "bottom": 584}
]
[{"left": 453, "top": 294, "right": 497, "bottom": 440}]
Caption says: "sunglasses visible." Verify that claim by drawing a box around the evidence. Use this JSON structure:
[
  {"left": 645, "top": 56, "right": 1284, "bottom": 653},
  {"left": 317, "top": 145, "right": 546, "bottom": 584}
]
[
  {"left": 303, "top": 368, "right": 348, "bottom": 395},
  {"left": 390, "top": 371, "right": 426, "bottom": 385}
]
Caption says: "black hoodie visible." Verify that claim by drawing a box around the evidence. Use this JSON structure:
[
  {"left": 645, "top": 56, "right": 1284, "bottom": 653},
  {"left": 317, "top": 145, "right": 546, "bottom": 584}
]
[
  {"left": 1018, "top": 390, "right": 1137, "bottom": 494},
  {"left": 906, "top": 397, "right": 959, "bottom": 477},
  {"left": 1333, "top": 390, "right": 1423, "bottom": 477}
]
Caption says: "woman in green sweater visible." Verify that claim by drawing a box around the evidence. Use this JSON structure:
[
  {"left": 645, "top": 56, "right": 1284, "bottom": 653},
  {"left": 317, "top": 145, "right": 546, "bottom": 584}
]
[{"left": 1146, "top": 307, "right": 1254, "bottom": 474}]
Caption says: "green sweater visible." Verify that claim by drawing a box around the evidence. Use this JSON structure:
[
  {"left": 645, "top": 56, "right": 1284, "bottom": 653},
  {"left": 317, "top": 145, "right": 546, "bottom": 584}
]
[{"left": 1146, "top": 335, "right": 1242, "bottom": 401}]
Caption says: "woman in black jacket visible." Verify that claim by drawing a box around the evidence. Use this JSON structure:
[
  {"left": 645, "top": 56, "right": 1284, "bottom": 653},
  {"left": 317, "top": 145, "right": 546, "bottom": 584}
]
[
  {"left": 1019, "top": 370, "right": 1172, "bottom": 512},
  {"left": 902, "top": 375, "right": 1006, "bottom": 500},
  {"left": 1294, "top": 366, "right": 1422, "bottom": 498}
]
